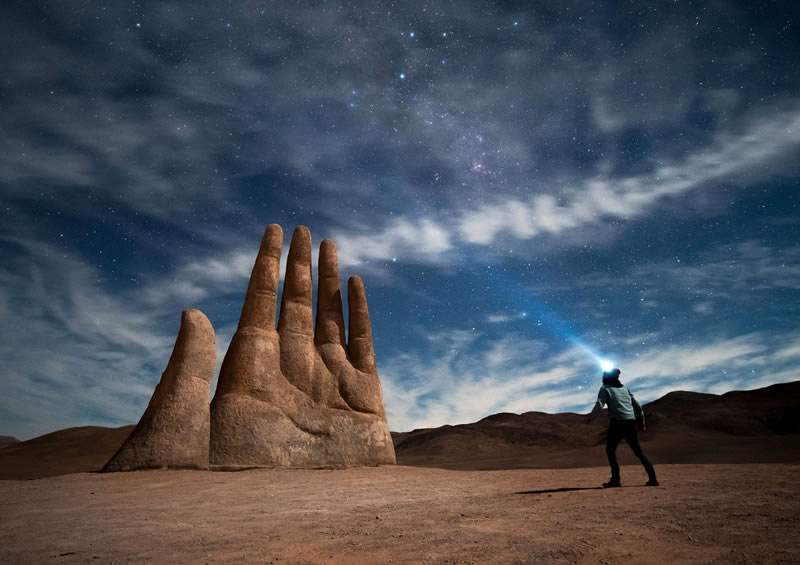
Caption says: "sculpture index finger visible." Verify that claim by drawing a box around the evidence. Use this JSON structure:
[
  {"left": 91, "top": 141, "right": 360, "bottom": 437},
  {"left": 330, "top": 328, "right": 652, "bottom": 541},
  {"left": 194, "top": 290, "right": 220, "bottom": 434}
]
[
  {"left": 347, "top": 275, "right": 377, "bottom": 374},
  {"left": 238, "top": 224, "right": 283, "bottom": 331}
]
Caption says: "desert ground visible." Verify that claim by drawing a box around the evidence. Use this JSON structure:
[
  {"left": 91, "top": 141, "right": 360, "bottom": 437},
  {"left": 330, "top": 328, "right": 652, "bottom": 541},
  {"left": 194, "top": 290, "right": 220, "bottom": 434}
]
[
  {"left": 2, "top": 382, "right": 798, "bottom": 563},
  {"left": 1, "top": 463, "right": 799, "bottom": 564}
]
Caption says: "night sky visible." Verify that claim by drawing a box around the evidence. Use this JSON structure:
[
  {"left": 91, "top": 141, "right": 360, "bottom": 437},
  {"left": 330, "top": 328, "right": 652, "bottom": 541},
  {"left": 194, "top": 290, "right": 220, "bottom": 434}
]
[{"left": 2, "top": 1, "right": 799, "bottom": 440}]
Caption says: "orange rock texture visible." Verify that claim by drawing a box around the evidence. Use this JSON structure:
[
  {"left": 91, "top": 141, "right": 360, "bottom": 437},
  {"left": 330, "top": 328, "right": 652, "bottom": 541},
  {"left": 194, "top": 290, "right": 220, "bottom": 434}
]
[
  {"left": 104, "top": 309, "right": 216, "bottom": 471},
  {"left": 210, "top": 225, "right": 396, "bottom": 468}
]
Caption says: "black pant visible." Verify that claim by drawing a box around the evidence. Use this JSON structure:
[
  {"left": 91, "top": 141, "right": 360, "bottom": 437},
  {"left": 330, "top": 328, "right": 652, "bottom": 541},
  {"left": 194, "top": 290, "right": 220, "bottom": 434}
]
[{"left": 606, "top": 419, "right": 656, "bottom": 481}]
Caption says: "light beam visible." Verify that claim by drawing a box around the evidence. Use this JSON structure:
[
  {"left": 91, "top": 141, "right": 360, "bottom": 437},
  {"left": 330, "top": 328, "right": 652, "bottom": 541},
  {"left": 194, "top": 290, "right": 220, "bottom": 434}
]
[{"left": 484, "top": 269, "right": 615, "bottom": 371}]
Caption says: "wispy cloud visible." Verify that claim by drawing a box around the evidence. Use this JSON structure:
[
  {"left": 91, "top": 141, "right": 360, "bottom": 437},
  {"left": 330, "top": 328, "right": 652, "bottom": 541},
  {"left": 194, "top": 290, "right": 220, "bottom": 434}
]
[
  {"left": 381, "top": 328, "right": 597, "bottom": 432},
  {"left": 334, "top": 218, "right": 453, "bottom": 267},
  {"left": 0, "top": 233, "right": 203, "bottom": 439},
  {"left": 458, "top": 104, "right": 800, "bottom": 245},
  {"left": 657, "top": 240, "right": 800, "bottom": 293},
  {"left": 380, "top": 327, "right": 800, "bottom": 432},
  {"left": 487, "top": 311, "right": 529, "bottom": 324},
  {"left": 526, "top": 238, "right": 800, "bottom": 327}
]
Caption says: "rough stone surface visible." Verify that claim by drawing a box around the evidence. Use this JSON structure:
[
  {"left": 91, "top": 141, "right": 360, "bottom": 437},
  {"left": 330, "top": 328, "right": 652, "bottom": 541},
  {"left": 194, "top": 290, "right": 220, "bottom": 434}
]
[
  {"left": 210, "top": 224, "right": 396, "bottom": 468},
  {"left": 104, "top": 309, "right": 216, "bottom": 471}
]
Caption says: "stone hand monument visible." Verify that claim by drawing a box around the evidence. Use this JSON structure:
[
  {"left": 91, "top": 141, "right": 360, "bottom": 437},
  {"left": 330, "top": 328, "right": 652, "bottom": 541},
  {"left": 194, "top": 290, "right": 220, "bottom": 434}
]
[
  {"left": 210, "top": 224, "right": 396, "bottom": 467},
  {"left": 104, "top": 224, "right": 395, "bottom": 471}
]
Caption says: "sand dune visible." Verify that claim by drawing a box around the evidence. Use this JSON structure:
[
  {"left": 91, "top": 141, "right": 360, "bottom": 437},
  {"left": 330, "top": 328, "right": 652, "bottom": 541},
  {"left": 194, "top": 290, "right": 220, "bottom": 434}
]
[
  {"left": 0, "top": 436, "right": 18, "bottom": 449},
  {"left": 0, "top": 426, "right": 133, "bottom": 480}
]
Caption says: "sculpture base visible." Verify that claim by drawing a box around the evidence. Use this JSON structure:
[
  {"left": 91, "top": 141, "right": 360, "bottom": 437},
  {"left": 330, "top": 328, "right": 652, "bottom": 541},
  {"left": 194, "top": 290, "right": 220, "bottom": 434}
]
[{"left": 210, "top": 393, "right": 396, "bottom": 468}]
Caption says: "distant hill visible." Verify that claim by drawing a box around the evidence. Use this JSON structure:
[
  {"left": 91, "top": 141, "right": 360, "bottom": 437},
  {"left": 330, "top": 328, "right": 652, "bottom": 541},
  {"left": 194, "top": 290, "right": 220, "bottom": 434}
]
[
  {"left": 0, "top": 426, "right": 134, "bottom": 480},
  {"left": 1, "top": 382, "right": 798, "bottom": 479},
  {"left": 0, "top": 436, "right": 19, "bottom": 449},
  {"left": 392, "top": 381, "right": 800, "bottom": 470}
]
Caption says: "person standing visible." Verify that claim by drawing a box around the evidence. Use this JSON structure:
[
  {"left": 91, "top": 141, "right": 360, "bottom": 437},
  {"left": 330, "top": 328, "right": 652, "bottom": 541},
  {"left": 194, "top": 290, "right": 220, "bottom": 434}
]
[{"left": 586, "top": 368, "right": 658, "bottom": 487}]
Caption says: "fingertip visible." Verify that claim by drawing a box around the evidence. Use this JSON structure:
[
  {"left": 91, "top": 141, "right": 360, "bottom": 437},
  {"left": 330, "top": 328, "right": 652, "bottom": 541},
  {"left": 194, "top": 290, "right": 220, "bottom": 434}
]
[
  {"left": 284, "top": 226, "right": 313, "bottom": 293},
  {"left": 239, "top": 224, "right": 283, "bottom": 330},
  {"left": 320, "top": 239, "right": 337, "bottom": 260},
  {"left": 284, "top": 226, "right": 312, "bottom": 270},
  {"left": 348, "top": 275, "right": 364, "bottom": 293},
  {"left": 291, "top": 225, "right": 312, "bottom": 251},
  {"left": 347, "top": 277, "right": 368, "bottom": 315},
  {"left": 181, "top": 309, "right": 213, "bottom": 333},
  {"left": 262, "top": 224, "right": 283, "bottom": 251},
  {"left": 319, "top": 240, "right": 339, "bottom": 273}
]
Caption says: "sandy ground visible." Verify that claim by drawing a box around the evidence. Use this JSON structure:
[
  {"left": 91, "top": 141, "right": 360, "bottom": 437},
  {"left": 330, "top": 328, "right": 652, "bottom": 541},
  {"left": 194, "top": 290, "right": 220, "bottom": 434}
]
[{"left": 1, "top": 463, "right": 798, "bottom": 564}]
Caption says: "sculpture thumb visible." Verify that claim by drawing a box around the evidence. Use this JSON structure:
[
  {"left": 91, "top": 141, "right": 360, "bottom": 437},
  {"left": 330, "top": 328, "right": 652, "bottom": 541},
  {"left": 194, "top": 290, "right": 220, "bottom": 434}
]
[{"left": 103, "top": 309, "right": 216, "bottom": 471}]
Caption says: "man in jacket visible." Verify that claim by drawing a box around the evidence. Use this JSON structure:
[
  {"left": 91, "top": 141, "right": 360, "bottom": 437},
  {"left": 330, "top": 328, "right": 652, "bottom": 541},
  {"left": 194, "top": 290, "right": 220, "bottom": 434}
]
[{"left": 586, "top": 368, "right": 658, "bottom": 488}]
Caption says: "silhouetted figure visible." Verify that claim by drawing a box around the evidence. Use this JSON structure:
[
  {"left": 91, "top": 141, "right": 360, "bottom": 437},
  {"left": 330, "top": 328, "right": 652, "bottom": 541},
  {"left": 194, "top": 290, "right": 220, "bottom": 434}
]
[{"left": 586, "top": 368, "right": 658, "bottom": 488}]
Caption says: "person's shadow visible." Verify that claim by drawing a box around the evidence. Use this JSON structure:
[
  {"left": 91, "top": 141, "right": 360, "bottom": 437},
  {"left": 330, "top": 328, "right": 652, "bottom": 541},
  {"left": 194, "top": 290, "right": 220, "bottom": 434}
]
[{"left": 515, "top": 486, "right": 604, "bottom": 495}]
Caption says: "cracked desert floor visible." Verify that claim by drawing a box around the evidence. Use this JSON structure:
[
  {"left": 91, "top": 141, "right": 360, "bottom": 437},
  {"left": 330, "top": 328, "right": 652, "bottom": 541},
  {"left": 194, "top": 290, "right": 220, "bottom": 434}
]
[{"left": 1, "top": 463, "right": 798, "bottom": 564}]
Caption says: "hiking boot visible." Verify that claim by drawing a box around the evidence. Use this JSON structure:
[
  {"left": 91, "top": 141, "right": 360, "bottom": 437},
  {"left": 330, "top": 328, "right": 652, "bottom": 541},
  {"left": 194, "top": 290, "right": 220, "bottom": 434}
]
[
  {"left": 603, "top": 479, "right": 621, "bottom": 488},
  {"left": 646, "top": 479, "right": 659, "bottom": 487}
]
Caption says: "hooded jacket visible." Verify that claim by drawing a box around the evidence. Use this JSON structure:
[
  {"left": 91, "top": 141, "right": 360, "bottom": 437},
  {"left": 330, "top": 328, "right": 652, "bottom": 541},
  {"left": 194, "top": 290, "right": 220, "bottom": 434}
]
[{"left": 594, "top": 383, "right": 637, "bottom": 421}]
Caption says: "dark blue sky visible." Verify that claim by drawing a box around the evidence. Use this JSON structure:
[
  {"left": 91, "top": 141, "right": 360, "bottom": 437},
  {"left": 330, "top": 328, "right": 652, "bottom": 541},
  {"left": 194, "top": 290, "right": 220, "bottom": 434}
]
[{"left": 1, "top": 1, "right": 799, "bottom": 439}]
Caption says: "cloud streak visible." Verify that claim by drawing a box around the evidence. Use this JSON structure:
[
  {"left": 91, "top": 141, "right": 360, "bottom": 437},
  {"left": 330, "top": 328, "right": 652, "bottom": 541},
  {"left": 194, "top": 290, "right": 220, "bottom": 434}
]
[
  {"left": 380, "top": 327, "right": 800, "bottom": 432},
  {"left": 460, "top": 102, "right": 800, "bottom": 245},
  {"left": 0, "top": 232, "right": 199, "bottom": 439}
]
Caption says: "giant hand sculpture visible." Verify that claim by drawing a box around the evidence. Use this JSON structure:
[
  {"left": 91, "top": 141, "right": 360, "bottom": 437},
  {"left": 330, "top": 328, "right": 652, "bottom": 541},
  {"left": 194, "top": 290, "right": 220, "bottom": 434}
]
[
  {"left": 103, "top": 224, "right": 394, "bottom": 472},
  {"left": 210, "top": 224, "right": 396, "bottom": 467}
]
